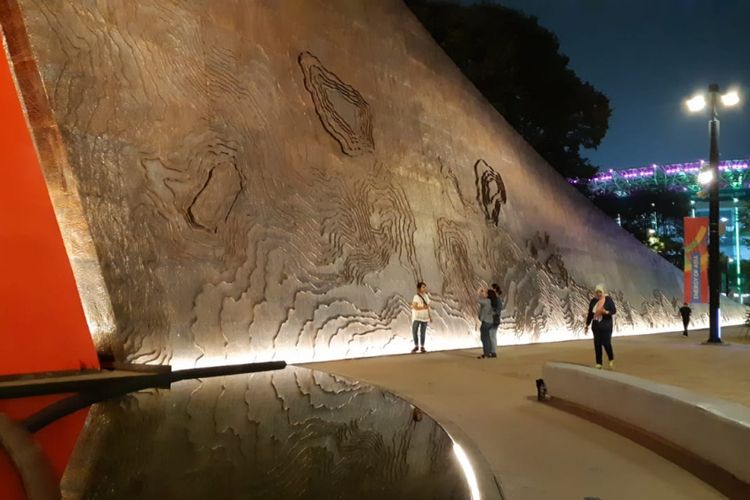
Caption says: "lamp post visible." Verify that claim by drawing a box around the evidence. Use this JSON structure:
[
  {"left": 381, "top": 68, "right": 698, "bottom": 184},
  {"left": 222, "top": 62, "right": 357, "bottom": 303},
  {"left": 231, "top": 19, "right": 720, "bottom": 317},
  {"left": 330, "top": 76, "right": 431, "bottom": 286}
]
[
  {"left": 686, "top": 85, "right": 741, "bottom": 343},
  {"left": 733, "top": 198, "right": 742, "bottom": 304}
]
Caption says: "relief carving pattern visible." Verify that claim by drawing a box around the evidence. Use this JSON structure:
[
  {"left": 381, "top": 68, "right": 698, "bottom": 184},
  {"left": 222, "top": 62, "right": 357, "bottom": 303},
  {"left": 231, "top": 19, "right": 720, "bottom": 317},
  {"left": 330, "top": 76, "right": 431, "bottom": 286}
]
[
  {"left": 4, "top": 0, "right": 741, "bottom": 367},
  {"left": 299, "top": 51, "right": 375, "bottom": 156},
  {"left": 474, "top": 159, "right": 507, "bottom": 226}
]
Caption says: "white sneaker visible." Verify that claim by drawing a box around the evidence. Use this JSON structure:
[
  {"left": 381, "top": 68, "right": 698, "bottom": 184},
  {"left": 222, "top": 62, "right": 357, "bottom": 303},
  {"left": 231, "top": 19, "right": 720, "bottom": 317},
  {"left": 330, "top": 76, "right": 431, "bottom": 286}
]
[
  {"left": 608, "top": 361, "right": 615, "bottom": 370},
  {"left": 594, "top": 364, "right": 602, "bottom": 369}
]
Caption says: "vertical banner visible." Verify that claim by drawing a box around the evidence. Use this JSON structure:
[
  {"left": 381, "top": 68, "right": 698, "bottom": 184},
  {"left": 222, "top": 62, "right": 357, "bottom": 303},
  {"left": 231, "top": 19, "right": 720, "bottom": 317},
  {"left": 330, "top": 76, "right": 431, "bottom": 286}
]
[{"left": 684, "top": 217, "right": 709, "bottom": 303}]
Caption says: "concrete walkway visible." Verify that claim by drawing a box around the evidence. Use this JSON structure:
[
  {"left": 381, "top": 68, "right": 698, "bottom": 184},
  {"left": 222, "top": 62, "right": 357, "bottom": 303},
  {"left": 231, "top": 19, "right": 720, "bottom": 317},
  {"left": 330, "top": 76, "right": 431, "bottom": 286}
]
[{"left": 305, "top": 327, "right": 750, "bottom": 499}]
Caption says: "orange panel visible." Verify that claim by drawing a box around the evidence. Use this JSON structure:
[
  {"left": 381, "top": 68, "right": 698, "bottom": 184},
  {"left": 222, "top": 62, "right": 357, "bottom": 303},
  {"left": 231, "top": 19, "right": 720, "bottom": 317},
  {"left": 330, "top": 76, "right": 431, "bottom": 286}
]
[
  {"left": 0, "top": 46, "right": 98, "bottom": 375},
  {"left": 0, "top": 25, "right": 101, "bottom": 500},
  {"left": 0, "top": 396, "right": 90, "bottom": 500},
  {"left": 0, "top": 447, "right": 24, "bottom": 500}
]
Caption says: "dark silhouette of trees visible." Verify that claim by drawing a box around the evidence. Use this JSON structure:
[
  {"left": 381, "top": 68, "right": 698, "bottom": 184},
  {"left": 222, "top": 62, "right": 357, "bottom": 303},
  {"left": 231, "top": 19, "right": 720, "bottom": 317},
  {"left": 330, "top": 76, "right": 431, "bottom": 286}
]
[
  {"left": 592, "top": 191, "right": 690, "bottom": 268},
  {"left": 406, "top": 0, "right": 611, "bottom": 181}
]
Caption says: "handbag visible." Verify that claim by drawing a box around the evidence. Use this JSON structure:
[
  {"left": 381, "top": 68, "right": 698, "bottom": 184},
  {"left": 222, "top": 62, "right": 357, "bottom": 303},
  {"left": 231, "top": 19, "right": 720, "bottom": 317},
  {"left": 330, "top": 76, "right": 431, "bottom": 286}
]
[{"left": 417, "top": 293, "right": 431, "bottom": 322}]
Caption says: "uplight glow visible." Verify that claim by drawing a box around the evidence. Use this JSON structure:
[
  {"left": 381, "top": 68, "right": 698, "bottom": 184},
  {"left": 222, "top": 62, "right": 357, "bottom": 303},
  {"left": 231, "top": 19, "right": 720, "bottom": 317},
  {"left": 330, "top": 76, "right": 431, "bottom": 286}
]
[{"left": 164, "top": 313, "right": 746, "bottom": 372}]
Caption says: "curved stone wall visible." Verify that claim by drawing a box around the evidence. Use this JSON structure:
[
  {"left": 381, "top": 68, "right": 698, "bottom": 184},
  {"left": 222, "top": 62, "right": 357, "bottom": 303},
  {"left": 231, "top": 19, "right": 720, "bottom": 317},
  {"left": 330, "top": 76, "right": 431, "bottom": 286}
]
[{"left": 2, "top": 0, "right": 743, "bottom": 367}]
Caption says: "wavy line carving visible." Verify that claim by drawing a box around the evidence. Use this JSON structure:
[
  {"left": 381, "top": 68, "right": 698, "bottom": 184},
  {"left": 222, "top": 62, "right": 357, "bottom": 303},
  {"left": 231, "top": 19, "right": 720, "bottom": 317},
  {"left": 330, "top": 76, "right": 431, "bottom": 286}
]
[
  {"left": 321, "top": 174, "right": 421, "bottom": 284},
  {"left": 299, "top": 51, "right": 374, "bottom": 156},
  {"left": 7, "top": 0, "right": 731, "bottom": 368},
  {"left": 474, "top": 159, "right": 507, "bottom": 226}
]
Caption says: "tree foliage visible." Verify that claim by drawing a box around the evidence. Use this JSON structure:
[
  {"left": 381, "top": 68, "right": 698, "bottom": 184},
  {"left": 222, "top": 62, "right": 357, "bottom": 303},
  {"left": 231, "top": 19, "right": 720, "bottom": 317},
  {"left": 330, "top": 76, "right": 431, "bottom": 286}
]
[
  {"left": 406, "top": 0, "right": 611, "bottom": 180},
  {"left": 592, "top": 190, "right": 690, "bottom": 268}
]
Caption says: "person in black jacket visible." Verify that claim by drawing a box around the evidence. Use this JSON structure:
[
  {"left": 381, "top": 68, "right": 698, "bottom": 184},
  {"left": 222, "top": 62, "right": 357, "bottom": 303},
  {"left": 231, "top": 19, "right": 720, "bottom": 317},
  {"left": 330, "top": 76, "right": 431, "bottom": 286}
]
[
  {"left": 678, "top": 303, "right": 692, "bottom": 336},
  {"left": 585, "top": 284, "right": 617, "bottom": 369}
]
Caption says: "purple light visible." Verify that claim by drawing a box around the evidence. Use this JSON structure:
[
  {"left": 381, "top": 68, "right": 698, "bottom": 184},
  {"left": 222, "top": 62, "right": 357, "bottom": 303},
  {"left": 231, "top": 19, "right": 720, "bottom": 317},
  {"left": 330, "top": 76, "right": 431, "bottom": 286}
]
[{"left": 589, "top": 158, "right": 749, "bottom": 183}]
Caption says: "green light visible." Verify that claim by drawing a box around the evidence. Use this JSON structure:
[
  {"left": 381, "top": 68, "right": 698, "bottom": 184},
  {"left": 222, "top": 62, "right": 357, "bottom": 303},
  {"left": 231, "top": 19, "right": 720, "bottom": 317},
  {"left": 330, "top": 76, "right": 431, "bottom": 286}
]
[{"left": 734, "top": 206, "right": 742, "bottom": 297}]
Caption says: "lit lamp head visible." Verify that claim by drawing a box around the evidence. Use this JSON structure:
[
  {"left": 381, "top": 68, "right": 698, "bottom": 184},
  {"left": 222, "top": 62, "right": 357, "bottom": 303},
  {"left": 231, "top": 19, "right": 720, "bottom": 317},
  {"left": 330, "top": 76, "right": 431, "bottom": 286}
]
[
  {"left": 721, "top": 90, "right": 740, "bottom": 107},
  {"left": 697, "top": 167, "right": 714, "bottom": 185},
  {"left": 686, "top": 89, "right": 741, "bottom": 112},
  {"left": 685, "top": 94, "right": 706, "bottom": 112},
  {"left": 686, "top": 88, "right": 741, "bottom": 188}
]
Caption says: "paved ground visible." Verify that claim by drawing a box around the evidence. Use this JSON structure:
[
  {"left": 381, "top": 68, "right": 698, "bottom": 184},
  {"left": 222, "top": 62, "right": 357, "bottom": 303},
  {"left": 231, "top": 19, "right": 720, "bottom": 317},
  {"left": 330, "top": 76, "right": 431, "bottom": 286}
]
[{"left": 305, "top": 326, "right": 750, "bottom": 500}]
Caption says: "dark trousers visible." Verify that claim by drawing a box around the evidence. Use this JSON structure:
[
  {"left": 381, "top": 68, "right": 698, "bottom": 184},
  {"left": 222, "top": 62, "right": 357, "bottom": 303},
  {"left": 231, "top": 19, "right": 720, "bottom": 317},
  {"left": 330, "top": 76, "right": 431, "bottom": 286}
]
[
  {"left": 592, "top": 322, "right": 614, "bottom": 365},
  {"left": 682, "top": 317, "right": 690, "bottom": 333},
  {"left": 480, "top": 321, "right": 493, "bottom": 357},
  {"left": 412, "top": 321, "right": 427, "bottom": 346}
]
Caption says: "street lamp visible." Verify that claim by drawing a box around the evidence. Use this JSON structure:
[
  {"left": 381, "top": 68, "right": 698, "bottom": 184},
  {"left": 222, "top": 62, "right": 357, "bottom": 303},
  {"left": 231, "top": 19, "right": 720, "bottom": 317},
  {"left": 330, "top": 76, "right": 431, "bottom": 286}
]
[
  {"left": 685, "top": 84, "right": 741, "bottom": 343},
  {"left": 697, "top": 168, "right": 714, "bottom": 185}
]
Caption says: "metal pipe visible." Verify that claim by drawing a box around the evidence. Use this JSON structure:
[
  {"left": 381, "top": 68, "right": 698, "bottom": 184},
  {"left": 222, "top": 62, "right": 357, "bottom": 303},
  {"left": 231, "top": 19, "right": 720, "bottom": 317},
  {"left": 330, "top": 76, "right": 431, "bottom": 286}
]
[
  {"left": 734, "top": 204, "right": 742, "bottom": 303},
  {"left": 22, "top": 361, "right": 287, "bottom": 433}
]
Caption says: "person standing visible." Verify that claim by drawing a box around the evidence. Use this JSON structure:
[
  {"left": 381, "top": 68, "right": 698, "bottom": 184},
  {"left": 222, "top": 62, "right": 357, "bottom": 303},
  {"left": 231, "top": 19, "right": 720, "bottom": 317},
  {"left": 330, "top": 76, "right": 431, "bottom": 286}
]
[
  {"left": 477, "top": 287, "right": 499, "bottom": 359},
  {"left": 411, "top": 282, "right": 431, "bottom": 353},
  {"left": 489, "top": 284, "right": 504, "bottom": 357},
  {"left": 585, "top": 284, "right": 617, "bottom": 369},
  {"left": 679, "top": 303, "right": 692, "bottom": 336}
]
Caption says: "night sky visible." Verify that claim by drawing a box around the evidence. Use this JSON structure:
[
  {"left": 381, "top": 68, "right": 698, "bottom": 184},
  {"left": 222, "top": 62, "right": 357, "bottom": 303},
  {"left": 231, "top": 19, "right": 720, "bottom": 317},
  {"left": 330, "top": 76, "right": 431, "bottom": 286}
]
[{"left": 462, "top": 0, "right": 750, "bottom": 170}]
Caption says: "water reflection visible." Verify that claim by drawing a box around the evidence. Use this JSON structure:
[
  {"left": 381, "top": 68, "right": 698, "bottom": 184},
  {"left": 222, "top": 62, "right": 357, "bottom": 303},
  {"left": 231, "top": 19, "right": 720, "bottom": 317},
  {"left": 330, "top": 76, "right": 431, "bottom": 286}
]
[{"left": 60, "top": 366, "right": 470, "bottom": 499}]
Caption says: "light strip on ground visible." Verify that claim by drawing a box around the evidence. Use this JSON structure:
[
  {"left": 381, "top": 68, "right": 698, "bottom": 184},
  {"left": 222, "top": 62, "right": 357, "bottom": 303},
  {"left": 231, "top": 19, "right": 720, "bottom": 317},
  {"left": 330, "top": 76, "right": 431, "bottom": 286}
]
[{"left": 453, "top": 442, "right": 481, "bottom": 500}]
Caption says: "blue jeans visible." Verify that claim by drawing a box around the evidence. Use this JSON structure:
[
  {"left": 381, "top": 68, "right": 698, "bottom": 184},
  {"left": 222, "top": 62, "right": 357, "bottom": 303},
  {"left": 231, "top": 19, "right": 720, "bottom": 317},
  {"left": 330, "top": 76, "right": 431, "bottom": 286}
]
[
  {"left": 412, "top": 321, "right": 427, "bottom": 346},
  {"left": 489, "top": 326, "right": 498, "bottom": 355},
  {"left": 480, "top": 321, "right": 493, "bottom": 357}
]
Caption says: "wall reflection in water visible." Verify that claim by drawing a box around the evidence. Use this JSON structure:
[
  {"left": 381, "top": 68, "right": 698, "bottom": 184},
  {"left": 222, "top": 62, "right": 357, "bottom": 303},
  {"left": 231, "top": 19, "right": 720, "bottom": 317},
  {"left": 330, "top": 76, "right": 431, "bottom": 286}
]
[{"left": 61, "top": 367, "right": 470, "bottom": 499}]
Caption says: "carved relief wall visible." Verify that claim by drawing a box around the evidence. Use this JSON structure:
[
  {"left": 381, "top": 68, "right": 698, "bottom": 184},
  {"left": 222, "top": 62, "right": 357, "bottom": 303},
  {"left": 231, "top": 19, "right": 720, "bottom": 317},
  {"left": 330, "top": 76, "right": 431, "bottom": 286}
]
[{"left": 2, "top": 0, "right": 743, "bottom": 367}]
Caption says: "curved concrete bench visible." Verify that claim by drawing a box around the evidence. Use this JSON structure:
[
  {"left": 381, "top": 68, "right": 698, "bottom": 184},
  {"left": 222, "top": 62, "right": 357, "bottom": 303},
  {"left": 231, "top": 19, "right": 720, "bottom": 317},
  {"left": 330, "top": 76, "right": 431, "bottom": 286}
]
[{"left": 542, "top": 362, "right": 750, "bottom": 494}]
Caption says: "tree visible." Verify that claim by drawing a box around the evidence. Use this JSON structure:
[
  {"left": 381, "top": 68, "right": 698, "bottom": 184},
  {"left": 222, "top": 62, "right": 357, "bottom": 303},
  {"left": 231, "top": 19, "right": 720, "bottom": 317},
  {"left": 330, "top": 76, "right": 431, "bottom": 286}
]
[
  {"left": 592, "top": 190, "right": 690, "bottom": 268},
  {"left": 406, "top": 0, "right": 611, "bottom": 181}
]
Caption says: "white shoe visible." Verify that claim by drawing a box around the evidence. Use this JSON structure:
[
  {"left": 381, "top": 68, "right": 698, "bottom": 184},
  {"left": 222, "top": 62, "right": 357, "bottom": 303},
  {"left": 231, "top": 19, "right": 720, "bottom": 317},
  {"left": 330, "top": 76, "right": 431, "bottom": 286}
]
[
  {"left": 608, "top": 361, "right": 615, "bottom": 370},
  {"left": 594, "top": 364, "right": 602, "bottom": 369}
]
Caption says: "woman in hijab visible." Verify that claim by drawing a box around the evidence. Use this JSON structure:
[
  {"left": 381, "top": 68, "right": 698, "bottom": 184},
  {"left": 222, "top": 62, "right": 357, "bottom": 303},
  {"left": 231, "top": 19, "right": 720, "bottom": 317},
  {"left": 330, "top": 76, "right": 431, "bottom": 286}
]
[{"left": 585, "top": 284, "right": 617, "bottom": 369}]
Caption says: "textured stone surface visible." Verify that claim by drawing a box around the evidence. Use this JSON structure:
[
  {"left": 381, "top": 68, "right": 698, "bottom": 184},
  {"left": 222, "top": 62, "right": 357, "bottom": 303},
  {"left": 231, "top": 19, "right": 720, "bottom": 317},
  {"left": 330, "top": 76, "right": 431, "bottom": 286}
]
[
  {"left": 1, "top": 0, "right": 743, "bottom": 367},
  {"left": 60, "top": 367, "right": 476, "bottom": 500}
]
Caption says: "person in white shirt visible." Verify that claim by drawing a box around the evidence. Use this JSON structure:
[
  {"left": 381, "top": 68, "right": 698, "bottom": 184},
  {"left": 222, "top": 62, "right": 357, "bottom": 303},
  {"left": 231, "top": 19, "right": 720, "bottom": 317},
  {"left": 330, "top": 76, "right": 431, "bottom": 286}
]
[{"left": 411, "top": 281, "right": 431, "bottom": 353}]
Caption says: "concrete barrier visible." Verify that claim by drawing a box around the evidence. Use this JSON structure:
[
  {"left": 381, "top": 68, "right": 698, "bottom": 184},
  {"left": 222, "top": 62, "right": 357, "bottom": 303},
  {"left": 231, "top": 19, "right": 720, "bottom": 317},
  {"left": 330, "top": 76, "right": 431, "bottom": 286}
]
[{"left": 542, "top": 362, "right": 750, "bottom": 490}]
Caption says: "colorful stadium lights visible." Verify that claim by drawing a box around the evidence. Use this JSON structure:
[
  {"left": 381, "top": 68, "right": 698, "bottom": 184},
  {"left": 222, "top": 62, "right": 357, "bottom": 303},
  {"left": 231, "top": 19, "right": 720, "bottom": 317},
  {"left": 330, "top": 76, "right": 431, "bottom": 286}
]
[{"left": 579, "top": 160, "right": 749, "bottom": 184}]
